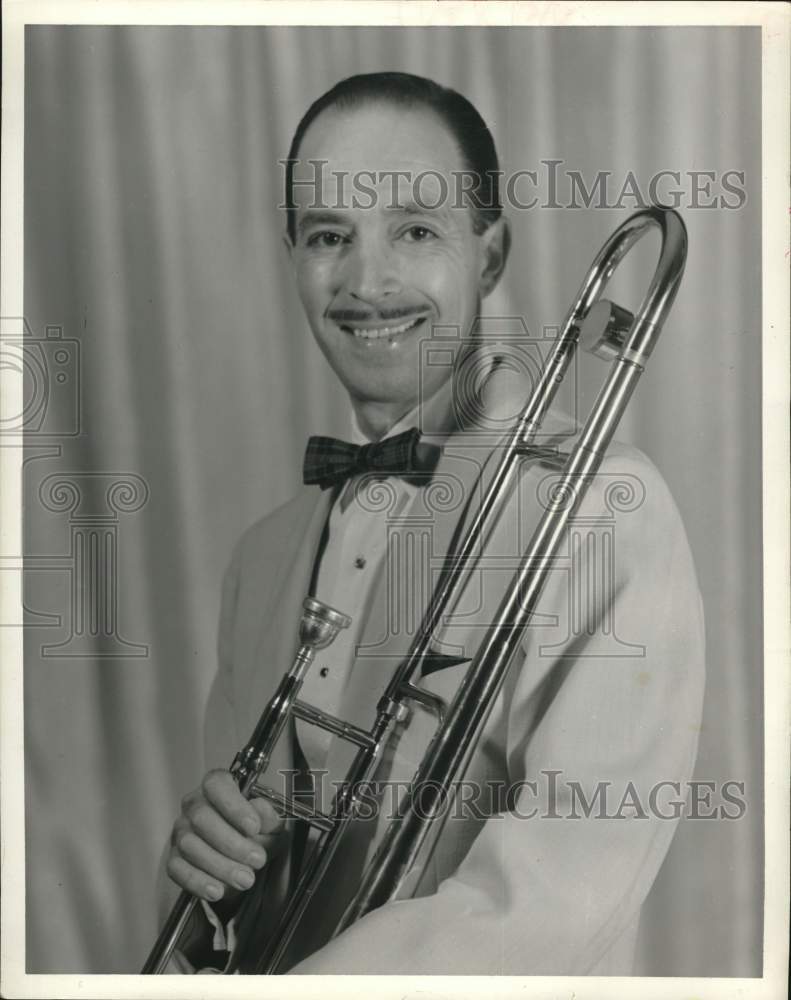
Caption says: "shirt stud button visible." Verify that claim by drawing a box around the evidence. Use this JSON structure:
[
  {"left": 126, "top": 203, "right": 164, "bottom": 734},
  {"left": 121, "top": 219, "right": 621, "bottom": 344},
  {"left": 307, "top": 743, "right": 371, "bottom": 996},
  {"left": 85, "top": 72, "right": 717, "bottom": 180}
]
[
  {"left": 319, "top": 667, "right": 329, "bottom": 678},
  {"left": 354, "top": 556, "right": 366, "bottom": 569}
]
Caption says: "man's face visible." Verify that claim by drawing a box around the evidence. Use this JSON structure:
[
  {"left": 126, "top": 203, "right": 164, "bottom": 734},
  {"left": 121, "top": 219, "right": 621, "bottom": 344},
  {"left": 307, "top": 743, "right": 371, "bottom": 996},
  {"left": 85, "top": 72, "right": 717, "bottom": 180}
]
[{"left": 286, "top": 102, "right": 506, "bottom": 428}]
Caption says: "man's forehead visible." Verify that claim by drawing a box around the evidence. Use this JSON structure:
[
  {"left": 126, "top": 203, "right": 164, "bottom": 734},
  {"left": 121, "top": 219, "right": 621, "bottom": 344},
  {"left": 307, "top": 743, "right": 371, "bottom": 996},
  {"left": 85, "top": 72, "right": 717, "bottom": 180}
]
[
  {"left": 292, "top": 102, "right": 465, "bottom": 182},
  {"left": 289, "top": 158, "right": 460, "bottom": 211}
]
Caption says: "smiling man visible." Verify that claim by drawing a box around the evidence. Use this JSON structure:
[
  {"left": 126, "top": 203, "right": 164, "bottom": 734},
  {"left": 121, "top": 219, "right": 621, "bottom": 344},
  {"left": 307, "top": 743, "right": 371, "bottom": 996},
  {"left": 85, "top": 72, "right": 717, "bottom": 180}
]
[
  {"left": 156, "top": 72, "right": 705, "bottom": 976},
  {"left": 284, "top": 79, "right": 508, "bottom": 439}
]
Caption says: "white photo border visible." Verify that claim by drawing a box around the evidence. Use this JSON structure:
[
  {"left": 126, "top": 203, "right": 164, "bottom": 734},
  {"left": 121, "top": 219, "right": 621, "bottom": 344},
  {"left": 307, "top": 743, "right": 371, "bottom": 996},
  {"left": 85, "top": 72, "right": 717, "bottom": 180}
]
[{"left": 2, "top": 3, "right": 788, "bottom": 998}]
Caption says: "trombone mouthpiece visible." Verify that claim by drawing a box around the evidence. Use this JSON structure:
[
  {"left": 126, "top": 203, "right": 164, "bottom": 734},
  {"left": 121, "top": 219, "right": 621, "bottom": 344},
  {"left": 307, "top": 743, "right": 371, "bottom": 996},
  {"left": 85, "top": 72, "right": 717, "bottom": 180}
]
[{"left": 299, "top": 596, "right": 352, "bottom": 651}]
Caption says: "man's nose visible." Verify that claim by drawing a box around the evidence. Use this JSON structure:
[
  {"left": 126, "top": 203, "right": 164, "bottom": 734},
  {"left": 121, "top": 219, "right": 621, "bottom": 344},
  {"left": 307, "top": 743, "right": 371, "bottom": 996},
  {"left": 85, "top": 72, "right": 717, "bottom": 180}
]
[{"left": 343, "top": 240, "right": 401, "bottom": 302}]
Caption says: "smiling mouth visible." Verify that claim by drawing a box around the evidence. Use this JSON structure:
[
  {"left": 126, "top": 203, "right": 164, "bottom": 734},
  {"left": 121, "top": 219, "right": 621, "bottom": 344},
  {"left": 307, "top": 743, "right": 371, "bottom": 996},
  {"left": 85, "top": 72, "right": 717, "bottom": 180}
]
[{"left": 338, "top": 315, "right": 428, "bottom": 341}]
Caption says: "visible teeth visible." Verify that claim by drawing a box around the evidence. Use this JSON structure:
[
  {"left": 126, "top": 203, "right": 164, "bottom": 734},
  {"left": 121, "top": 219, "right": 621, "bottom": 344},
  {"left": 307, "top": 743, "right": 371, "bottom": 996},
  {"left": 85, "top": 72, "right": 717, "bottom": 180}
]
[{"left": 347, "top": 317, "right": 423, "bottom": 339}]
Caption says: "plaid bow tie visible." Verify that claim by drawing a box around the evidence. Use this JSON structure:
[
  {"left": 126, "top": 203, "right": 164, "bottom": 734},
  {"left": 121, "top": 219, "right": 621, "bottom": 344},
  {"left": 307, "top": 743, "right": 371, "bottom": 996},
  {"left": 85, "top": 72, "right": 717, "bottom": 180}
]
[{"left": 303, "top": 427, "right": 438, "bottom": 490}]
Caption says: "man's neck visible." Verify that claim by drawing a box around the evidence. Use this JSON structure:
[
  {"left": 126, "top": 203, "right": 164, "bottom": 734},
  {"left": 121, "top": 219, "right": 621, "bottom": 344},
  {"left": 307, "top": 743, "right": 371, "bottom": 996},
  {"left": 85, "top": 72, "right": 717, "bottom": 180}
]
[
  {"left": 351, "top": 400, "right": 411, "bottom": 442},
  {"left": 350, "top": 377, "right": 456, "bottom": 443}
]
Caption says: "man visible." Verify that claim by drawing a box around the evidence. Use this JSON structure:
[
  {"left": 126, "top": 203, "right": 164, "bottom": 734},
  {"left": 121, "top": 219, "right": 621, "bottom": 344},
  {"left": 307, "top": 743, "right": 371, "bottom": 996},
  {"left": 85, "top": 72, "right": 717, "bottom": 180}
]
[{"left": 157, "top": 72, "right": 705, "bottom": 975}]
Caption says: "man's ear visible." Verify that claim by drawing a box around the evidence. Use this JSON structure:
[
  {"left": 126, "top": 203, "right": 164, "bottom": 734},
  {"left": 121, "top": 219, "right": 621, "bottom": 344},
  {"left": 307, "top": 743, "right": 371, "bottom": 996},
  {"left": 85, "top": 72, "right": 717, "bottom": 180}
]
[{"left": 478, "top": 217, "right": 511, "bottom": 298}]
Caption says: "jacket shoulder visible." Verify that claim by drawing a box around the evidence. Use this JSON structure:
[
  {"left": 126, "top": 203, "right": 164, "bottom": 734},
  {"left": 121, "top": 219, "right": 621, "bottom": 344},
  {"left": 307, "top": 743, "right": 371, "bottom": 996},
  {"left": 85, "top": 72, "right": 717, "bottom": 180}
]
[
  {"left": 228, "top": 486, "right": 322, "bottom": 578},
  {"left": 595, "top": 440, "right": 684, "bottom": 530}
]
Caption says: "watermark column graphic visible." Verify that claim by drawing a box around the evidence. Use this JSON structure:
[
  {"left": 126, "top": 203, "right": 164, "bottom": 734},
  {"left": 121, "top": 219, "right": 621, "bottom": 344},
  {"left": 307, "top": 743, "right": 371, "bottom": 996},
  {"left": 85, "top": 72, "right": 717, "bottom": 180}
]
[
  {"left": 349, "top": 475, "right": 463, "bottom": 657},
  {"left": 528, "top": 471, "right": 647, "bottom": 658},
  {"left": 388, "top": 475, "right": 467, "bottom": 655},
  {"left": 1, "top": 316, "right": 149, "bottom": 656},
  {"left": 37, "top": 473, "right": 149, "bottom": 657}
]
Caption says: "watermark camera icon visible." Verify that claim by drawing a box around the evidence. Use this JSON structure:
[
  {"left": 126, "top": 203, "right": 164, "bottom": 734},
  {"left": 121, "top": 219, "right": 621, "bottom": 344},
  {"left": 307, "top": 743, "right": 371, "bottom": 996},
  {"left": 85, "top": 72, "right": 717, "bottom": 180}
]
[
  {"left": 0, "top": 317, "right": 80, "bottom": 436},
  {"left": 417, "top": 316, "right": 579, "bottom": 446}
]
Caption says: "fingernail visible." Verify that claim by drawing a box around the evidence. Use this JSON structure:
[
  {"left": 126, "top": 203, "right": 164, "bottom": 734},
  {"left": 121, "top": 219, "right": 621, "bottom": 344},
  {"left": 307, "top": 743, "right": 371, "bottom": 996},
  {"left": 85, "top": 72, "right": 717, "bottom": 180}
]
[
  {"left": 233, "top": 868, "right": 255, "bottom": 890},
  {"left": 205, "top": 884, "right": 223, "bottom": 901},
  {"left": 248, "top": 849, "right": 267, "bottom": 867},
  {"left": 242, "top": 816, "right": 259, "bottom": 835}
]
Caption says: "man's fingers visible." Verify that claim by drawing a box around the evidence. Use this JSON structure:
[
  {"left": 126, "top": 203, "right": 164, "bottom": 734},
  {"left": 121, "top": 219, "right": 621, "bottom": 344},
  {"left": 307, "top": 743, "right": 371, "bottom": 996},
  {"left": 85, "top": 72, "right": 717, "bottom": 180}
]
[
  {"left": 201, "top": 769, "right": 261, "bottom": 836},
  {"left": 184, "top": 800, "right": 268, "bottom": 869},
  {"left": 250, "top": 796, "right": 286, "bottom": 836},
  {"left": 174, "top": 830, "right": 261, "bottom": 891},
  {"left": 201, "top": 768, "right": 285, "bottom": 837},
  {"left": 167, "top": 771, "right": 289, "bottom": 900},
  {"left": 166, "top": 854, "right": 226, "bottom": 902}
]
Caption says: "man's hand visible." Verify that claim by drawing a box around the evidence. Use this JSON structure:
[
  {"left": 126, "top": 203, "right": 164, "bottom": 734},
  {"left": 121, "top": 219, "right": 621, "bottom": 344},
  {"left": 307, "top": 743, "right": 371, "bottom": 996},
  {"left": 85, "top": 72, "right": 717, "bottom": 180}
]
[{"left": 167, "top": 769, "right": 285, "bottom": 903}]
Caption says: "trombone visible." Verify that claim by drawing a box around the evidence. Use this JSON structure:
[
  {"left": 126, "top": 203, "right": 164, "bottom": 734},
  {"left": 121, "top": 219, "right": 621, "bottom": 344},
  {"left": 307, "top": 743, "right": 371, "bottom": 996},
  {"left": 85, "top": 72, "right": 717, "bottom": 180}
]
[{"left": 143, "top": 205, "right": 687, "bottom": 974}]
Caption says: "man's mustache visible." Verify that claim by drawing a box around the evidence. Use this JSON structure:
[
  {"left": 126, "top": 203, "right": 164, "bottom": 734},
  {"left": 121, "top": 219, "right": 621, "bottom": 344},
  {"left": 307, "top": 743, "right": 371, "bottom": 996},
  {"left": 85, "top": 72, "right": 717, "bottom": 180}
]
[{"left": 327, "top": 306, "right": 428, "bottom": 323}]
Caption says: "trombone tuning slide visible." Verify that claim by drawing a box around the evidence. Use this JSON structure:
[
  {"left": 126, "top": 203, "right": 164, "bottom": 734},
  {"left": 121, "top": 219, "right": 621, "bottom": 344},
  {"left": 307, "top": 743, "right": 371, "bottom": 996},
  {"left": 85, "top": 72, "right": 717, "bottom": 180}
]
[{"left": 580, "top": 299, "right": 635, "bottom": 361}]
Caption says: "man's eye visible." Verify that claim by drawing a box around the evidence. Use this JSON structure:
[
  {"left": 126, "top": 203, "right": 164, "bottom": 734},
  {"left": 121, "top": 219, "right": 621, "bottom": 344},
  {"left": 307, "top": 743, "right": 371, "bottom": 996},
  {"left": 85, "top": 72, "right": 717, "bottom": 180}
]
[
  {"left": 401, "top": 225, "right": 438, "bottom": 243},
  {"left": 306, "top": 231, "right": 348, "bottom": 248}
]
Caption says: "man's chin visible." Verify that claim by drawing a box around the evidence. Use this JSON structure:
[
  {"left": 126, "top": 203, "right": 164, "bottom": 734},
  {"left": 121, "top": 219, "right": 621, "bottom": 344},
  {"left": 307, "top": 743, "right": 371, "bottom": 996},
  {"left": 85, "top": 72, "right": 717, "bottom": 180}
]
[{"left": 348, "top": 387, "right": 419, "bottom": 414}]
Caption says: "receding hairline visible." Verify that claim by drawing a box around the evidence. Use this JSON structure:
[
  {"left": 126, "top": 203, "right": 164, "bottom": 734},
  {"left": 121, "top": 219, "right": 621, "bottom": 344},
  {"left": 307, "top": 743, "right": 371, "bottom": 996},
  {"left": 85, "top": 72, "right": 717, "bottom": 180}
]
[{"left": 291, "top": 96, "right": 469, "bottom": 166}]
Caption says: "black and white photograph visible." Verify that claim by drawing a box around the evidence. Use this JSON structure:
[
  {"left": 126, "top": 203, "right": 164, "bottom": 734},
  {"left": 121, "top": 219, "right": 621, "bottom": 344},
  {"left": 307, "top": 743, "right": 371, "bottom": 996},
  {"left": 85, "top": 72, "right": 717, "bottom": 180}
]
[{"left": 1, "top": 2, "right": 788, "bottom": 997}]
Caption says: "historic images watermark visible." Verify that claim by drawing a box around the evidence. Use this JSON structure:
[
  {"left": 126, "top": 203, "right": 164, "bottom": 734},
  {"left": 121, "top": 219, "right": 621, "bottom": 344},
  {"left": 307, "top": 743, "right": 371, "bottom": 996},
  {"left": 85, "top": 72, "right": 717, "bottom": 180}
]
[
  {"left": 269, "top": 769, "right": 748, "bottom": 824},
  {"left": 281, "top": 158, "right": 748, "bottom": 214},
  {"left": 347, "top": 317, "right": 649, "bottom": 660},
  {"left": 0, "top": 318, "right": 81, "bottom": 437},
  {"left": 1, "top": 316, "right": 149, "bottom": 656}
]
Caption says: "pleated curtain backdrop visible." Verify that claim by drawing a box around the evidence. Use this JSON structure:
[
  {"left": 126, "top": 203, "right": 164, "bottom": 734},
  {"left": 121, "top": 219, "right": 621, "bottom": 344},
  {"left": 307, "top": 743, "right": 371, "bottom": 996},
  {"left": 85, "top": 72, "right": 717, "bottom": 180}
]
[{"left": 22, "top": 26, "right": 762, "bottom": 975}]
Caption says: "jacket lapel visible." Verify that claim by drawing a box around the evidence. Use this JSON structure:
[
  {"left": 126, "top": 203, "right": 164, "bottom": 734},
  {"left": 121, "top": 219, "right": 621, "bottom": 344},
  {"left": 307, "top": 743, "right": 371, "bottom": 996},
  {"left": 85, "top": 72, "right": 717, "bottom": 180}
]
[{"left": 237, "top": 486, "right": 334, "bottom": 782}]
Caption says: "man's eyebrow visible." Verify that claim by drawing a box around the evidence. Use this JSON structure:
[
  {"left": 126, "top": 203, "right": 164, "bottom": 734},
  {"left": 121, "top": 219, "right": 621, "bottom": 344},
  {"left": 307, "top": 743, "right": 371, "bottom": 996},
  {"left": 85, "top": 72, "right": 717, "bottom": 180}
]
[
  {"left": 295, "top": 201, "right": 458, "bottom": 237},
  {"left": 296, "top": 211, "right": 354, "bottom": 236},
  {"left": 386, "top": 199, "right": 454, "bottom": 220}
]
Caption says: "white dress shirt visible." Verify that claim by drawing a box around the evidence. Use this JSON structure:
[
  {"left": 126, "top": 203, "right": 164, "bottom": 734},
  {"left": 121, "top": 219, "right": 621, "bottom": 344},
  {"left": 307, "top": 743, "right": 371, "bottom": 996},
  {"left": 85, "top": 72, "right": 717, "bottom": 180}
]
[
  {"left": 297, "top": 426, "right": 419, "bottom": 773},
  {"left": 297, "top": 361, "right": 508, "bottom": 783}
]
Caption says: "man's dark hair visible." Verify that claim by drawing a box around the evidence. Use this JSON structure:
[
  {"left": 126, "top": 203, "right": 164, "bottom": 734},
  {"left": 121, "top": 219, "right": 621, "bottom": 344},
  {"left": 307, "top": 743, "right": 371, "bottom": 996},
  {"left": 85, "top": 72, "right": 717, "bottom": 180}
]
[{"left": 284, "top": 71, "right": 502, "bottom": 242}]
